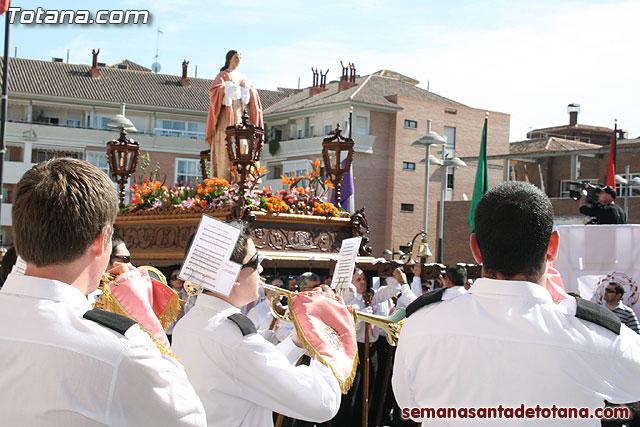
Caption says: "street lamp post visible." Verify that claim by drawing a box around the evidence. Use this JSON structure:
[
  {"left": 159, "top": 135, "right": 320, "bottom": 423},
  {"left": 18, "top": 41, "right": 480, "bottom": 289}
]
[
  {"left": 106, "top": 114, "right": 139, "bottom": 209},
  {"left": 436, "top": 152, "right": 466, "bottom": 263},
  {"left": 411, "top": 120, "right": 445, "bottom": 261}
]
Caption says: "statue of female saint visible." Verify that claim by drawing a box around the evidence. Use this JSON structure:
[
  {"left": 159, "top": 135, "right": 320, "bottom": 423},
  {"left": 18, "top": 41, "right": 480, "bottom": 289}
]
[{"left": 205, "top": 50, "right": 263, "bottom": 180}]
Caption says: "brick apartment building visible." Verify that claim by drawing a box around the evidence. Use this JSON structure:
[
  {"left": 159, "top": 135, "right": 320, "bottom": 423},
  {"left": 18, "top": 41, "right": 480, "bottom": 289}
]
[
  {"left": 263, "top": 67, "right": 510, "bottom": 258},
  {"left": 0, "top": 54, "right": 290, "bottom": 244},
  {"left": 444, "top": 105, "right": 640, "bottom": 265}
]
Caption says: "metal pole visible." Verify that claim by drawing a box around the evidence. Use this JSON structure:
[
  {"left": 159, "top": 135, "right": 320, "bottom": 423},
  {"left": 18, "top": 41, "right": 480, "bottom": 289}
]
[
  {"left": 625, "top": 165, "right": 630, "bottom": 219},
  {"left": 0, "top": 13, "right": 11, "bottom": 244},
  {"left": 423, "top": 121, "right": 432, "bottom": 240},
  {"left": 438, "top": 149, "right": 446, "bottom": 263}
]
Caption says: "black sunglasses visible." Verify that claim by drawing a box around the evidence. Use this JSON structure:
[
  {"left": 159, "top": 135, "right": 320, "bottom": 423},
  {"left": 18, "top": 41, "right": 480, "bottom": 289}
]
[
  {"left": 169, "top": 275, "right": 181, "bottom": 281},
  {"left": 604, "top": 288, "right": 619, "bottom": 294},
  {"left": 241, "top": 252, "right": 261, "bottom": 270},
  {"left": 110, "top": 254, "right": 131, "bottom": 264}
]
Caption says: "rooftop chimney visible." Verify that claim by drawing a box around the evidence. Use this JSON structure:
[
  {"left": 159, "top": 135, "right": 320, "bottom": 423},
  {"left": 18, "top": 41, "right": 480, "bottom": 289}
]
[
  {"left": 309, "top": 67, "right": 329, "bottom": 96},
  {"left": 89, "top": 48, "right": 101, "bottom": 78},
  {"left": 567, "top": 103, "right": 580, "bottom": 126},
  {"left": 338, "top": 61, "right": 358, "bottom": 92},
  {"left": 180, "top": 60, "right": 191, "bottom": 87}
]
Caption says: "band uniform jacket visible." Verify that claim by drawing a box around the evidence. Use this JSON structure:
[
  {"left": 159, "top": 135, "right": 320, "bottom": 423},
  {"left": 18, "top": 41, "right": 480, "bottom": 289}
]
[{"left": 0, "top": 273, "right": 206, "bottom": 426}]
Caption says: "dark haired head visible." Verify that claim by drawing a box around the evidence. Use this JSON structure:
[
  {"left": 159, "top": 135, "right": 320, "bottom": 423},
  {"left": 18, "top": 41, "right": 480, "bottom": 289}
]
[
  {"left": 447, "top": 264, "right": 467, "bottom": 286},
  {"left": 1, "top": 246, "right": 17, "bottom": 282},
  {"left": 111, "top": 230, "right": 125, "bottom": 254},
  {"left": 609, "top": 282, "right": 624, "bottom": 295},
  {"left": 474, "top": 181, "right": 554, "bottom": 282},
  {"left": 220, "top": 50, "right": 238, "bottom": 71},
  {"left": 298, "top": 272, "right": 321, "bottom": 290}
]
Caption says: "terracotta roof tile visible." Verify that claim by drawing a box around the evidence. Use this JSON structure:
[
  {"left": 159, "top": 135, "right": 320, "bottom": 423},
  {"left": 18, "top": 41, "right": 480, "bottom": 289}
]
[
  {"left": 3, "top": 57, "right": 288, "bottom": 111},
  {"left": 265, "top": 71, "right": 464, "bottom": 115},
  {"left": 510, "top": 137, "right": 602, "bottom": 154}
]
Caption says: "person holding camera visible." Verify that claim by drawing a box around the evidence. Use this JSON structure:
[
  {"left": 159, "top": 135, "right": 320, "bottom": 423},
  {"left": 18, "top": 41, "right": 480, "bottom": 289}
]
[{"left": 579, "top": 185, "right": 627, "bottom": 224}]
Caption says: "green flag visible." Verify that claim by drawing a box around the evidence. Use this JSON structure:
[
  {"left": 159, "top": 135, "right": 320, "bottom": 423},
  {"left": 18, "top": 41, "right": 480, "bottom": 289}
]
[{"left": 468, "top": 117, "right": 489, "bottom": 233}]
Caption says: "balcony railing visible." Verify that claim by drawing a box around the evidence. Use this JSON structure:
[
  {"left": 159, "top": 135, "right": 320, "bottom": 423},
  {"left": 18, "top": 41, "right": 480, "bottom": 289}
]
[{"left": 153, "top": 128, "right": 205, "bottom": 139}]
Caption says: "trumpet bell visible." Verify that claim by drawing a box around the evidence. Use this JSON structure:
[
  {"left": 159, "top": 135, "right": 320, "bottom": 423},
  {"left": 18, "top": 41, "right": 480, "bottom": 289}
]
[
  {"left": 355, "top": 307, "right": 405, "bottom": 346},
  {"left": 259, "top": 281, "right": 406, "bottom": 347}
]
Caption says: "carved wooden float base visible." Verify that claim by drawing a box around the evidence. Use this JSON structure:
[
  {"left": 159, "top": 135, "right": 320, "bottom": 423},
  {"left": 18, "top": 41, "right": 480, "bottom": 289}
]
[{"left": 115, "top": 210, "right": 371, "bottom": 268}]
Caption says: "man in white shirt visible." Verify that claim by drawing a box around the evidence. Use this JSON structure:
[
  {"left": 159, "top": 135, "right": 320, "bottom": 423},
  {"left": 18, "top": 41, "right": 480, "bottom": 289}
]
[
  {"left": 334, "top": 268, "right": 403, "bottom": 425},
  {"left": 0, "top": 158, "right": 205, "bottom": 426},
  {"left": 393, "top": 181, "right": 640, "bottom": 425},
  {"left": 172, "top": 220, "right": 340, "bottom": 427},
  {"left": 247, "top": 276, "right": 293, "bottom": 344},
  {"left": 443, "top": 264, "right": 467, "bottom": 299}
]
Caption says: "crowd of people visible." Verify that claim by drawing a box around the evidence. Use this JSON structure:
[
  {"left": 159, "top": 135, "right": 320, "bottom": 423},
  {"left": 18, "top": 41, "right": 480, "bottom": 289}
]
[{"left": 0, "top": 158, "right": 638, "bottom": 427}]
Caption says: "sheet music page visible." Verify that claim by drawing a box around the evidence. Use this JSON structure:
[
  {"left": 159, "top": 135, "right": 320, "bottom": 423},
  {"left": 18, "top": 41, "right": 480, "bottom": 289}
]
[
  {"left": 331, "top": 236, "right": 362, "bottom": 293},
  {"left": 12, "top": 256, "right": 27, "bottom": 275},
  {"left": 178, "top": 215, "right": 242, "bottom": 295}
]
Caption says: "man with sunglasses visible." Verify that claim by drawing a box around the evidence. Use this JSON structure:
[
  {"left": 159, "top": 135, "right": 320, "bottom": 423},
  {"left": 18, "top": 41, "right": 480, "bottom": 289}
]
[
  {"left": 108, "top": 230, "right": 131, "bottom": 269},
  {"left": 172, "top": 220, "right": 340, "bottom": 427},
  {"left": 603, "top": 282, "right": 640, "bottom": 334}
]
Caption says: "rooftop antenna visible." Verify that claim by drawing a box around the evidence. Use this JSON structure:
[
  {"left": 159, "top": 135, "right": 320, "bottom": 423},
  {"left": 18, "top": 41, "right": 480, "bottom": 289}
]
[{"left": 151, "top": 28, "right": 164, "bottom": 73}]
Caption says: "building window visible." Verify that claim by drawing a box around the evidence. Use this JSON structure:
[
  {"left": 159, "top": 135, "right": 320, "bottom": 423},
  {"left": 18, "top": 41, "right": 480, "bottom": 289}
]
[
  {"left": 175, "top": 158, "right": 202, "bottom": 186},
  {"left": 404, "top": 119, "right": 417, "bottom": 128},
  {"left": 156, "top": 120, "right": 205, "bottom": 139},
  {"left": 270, "top": 164, "right": 283, "bottom": 180},
  {"left": 446, "top": 169, "right": 455, "bottom": 201},
  {"left": 445, "top": 108, "right": 457, "bottom": 115},
  {"left": 355, "top": 115, "right": 368, "bottom": 135},
  {"left": 297, "top": 129, "right": 303, "bottom": 138},
  {"left": 6, "top": 145, "right": 23, "bottom": 162},
  {"left": 401, "top": 203, "right": 414, "bottom": 212},
  {"left": 33, "top": 149, "right": 56, "bottom": 163},
  {"left": 86, "top": 151, "right": 110, "bottom": 176},
  {"left": 399, "top": 245, "right": 410, "bottom": 254},
  {"left": 66, "top": 119, "right": 81, "bottom": 127},
  {"left": 403, "top": 161, "right": 416, "bottom": 171},
  {"left": 444, "top": 126, "right": 456, "bottom": 158}
]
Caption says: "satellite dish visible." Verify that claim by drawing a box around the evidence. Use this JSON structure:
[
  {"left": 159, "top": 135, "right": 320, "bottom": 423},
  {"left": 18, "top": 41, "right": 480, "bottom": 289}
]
[{"left": 151, "top": 62, "right": 161, "bottom": 73}]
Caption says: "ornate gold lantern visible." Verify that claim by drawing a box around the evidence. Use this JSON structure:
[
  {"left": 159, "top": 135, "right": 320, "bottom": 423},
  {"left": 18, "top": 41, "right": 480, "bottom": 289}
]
[{"left": 321, "top": 124, "right": 354, "bottom": 209}]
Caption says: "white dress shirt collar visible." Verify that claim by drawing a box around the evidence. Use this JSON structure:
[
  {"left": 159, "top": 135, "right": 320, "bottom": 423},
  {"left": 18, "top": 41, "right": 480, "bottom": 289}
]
[
  {"left": 196, "top": 292, "right": 240, "bottom": 316},
  {"left": 468, "top": 277, "right": 553, "bottom": 303},
  {"left": 2, "top": 273, "right": 93, "bottom": 312}
]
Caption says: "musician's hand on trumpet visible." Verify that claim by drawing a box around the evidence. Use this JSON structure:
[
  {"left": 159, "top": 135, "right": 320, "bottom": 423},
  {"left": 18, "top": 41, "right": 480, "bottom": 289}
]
[{"left": 106, "top": 261, "right": 136, "bottom": 278}]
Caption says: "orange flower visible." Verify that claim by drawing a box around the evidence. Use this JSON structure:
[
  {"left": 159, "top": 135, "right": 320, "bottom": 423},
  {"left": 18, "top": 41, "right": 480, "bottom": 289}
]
[
  {"left": 281, "top": 174, "right": 292, "bottom": 186},
  {"left": 199, "top": 199, "right": 207, "bottom": 207}
]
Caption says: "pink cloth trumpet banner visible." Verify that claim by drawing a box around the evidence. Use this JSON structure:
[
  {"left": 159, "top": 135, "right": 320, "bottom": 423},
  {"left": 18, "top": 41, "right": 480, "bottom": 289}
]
[{"left": 288, "top": 288, "right": 358, "bottom": 394}]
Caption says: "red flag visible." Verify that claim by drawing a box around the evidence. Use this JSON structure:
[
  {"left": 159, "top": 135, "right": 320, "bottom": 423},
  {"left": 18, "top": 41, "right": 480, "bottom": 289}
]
[
  {"left": 0, "top": 0, "right": 9, "bottom": 15},
  {"left": 523, "top": 164, "right": 531, "bottom": 183},
  {"left": 605, "top": 122, "right": 617, "bottom": 190}
]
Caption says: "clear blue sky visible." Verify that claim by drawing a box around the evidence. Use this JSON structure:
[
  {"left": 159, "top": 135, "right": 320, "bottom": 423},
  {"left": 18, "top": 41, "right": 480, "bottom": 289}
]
[{"left": 5, "top": 0, "right": 639, "bottom": 142}]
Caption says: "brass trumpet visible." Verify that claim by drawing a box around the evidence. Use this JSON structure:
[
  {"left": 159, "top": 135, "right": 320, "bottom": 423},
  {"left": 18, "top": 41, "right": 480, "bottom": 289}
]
[{"left": 260, "top": 282, "right": 405, "bottom": 346}]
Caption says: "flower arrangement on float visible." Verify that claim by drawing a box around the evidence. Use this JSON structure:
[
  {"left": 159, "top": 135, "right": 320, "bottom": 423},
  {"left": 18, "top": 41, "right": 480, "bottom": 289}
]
[{"left": 124, "top": 156, "right": 348, "bottom": 218}]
